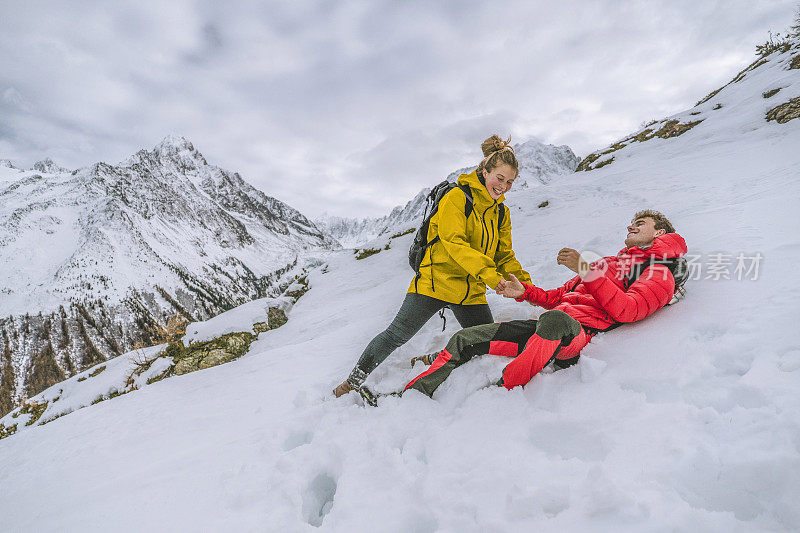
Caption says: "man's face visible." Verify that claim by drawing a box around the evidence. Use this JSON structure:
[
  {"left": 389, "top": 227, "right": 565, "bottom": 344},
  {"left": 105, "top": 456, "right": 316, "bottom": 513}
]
[{"left": 625, "top": 217, "right": 665, "bottom": 248}]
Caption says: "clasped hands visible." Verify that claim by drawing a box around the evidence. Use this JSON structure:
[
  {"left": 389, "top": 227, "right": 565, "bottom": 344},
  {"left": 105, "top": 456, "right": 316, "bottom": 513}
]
[{"left": 493, "top": 247, "right": 590, "bottom": 299}]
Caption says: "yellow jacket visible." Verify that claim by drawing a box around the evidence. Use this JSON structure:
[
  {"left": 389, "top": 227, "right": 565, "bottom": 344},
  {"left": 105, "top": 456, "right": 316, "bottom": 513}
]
[{"left": 408, "top": 170, "right": 531, "bottom": 305}]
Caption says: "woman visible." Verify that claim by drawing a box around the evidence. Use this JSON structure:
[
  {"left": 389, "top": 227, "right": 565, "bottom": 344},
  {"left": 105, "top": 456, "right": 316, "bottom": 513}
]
[{"left": 334, "top": 135, "right": 532, "bottom": 397}]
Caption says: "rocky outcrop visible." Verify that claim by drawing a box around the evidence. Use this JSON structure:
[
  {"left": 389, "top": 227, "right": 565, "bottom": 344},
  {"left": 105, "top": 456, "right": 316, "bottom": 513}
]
[
  {"left": 766, "top": 96, "right": 800, "bottom": 123},
  {"left": 31, "top": 158, "right": 69, "bottom": 174},
  {"left": 577, "top": 119, "right": 704, "bottom": 171},
  {"left": 171, "top": 331, "right": 256, "bottom": 375},
  {"left": 695, "top": 57, "right": 769, "bottom": 106}
]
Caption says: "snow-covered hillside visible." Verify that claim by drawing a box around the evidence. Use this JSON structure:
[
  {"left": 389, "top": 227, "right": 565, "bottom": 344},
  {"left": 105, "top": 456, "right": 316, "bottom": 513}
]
[
  {"left": 316, "top": 139, "right": 579, "bottom": 247},
  {"left": 0, "top": 135, "right": 337, "bottom": 314},
  {"left": 1, "top": 44, "right": 799, "bottom": 531},
  {"left": 0, "top": 136, "right": 338, "bottom": 413}
]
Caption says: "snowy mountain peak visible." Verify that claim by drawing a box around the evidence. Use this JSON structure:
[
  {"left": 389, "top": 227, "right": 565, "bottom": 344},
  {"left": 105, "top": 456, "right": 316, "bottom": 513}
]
[
  {"left": 0, "top": 159, "right": 17, "bottom": 169},
  {"left": 513, "top": 139, "right": 581, "bottom": 185},
  {"left": 31, "top": 158, "right": 68, "bottom": 174},
  {"left": 0, "top": 137, "right": 338, "bottom": 411},
  {"left": 154, "top": 134, "right": 196, "bottom": 154},
  {"left": 122, "top": 135, "right": 208, "bottom": 171}
]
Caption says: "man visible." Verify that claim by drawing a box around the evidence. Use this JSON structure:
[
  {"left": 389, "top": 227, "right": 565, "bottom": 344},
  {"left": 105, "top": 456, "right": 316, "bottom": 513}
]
[{"left": 404, "top": 210, "right": 687, "bottom": 397}]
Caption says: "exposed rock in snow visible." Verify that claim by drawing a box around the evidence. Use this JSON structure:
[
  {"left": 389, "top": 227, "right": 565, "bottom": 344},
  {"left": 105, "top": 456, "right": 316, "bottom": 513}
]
[{"left": 31, "top": 158, "right": 69, "bottom": 174}]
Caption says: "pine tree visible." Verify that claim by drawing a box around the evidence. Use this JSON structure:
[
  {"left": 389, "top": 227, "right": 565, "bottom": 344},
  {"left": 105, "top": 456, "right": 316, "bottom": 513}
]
[
  {"left": 58, "top": 317, "right": 71, "bottom": 351},
  {"left": 77, "top": 318, "right": 105, "bottom": 369},
  {"left": 62, "top": 350, "right": 75, "bottom": 377},
  {"left": 0, "top": 340, "right": 15, "bottom": 417},
  {"left": 791, "top": 7, "right": 800, "bottom": 42},
  {"left": 25, "top": 341, "right": 64, "bottom": 398}
]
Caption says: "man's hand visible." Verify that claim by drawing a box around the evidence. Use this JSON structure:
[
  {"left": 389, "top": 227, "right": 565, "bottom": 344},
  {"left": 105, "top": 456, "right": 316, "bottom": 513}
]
[
  {"left": 496, "top": 274, "right": 525, "bottom": 299},
  {"left": 557, "top": 248, "right": 591, "bottom": 277}
]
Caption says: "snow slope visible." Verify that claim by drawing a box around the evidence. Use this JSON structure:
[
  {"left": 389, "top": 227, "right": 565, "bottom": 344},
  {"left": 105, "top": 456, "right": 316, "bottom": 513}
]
[{"left": 0, "top": 46, "right": 799, "bottom": 531}]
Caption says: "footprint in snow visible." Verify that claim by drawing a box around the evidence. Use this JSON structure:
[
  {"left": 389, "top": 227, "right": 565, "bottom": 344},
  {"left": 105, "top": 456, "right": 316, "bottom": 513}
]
[
  {"left": 282, "top": 429, "right": 313, "bottom": 452},
  {"left": 301, "top": 473, "right": 337, "bottom": 527}
]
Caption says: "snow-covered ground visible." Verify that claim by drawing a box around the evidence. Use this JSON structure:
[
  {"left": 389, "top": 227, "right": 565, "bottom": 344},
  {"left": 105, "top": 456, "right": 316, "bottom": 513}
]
[{"left": 0, "top": 47, "right": 799, "bottom": 531}]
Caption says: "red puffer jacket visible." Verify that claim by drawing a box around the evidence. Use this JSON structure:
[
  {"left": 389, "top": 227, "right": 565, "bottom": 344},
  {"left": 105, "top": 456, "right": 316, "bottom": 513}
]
[{"left": 517, "top": 233, "right": 688, "bottom": 331}]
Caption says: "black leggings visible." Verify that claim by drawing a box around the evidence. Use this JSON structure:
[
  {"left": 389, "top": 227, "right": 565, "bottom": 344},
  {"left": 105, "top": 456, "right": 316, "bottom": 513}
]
[{"left": 355, "top": 292, "right": 493, "bottom": 375}]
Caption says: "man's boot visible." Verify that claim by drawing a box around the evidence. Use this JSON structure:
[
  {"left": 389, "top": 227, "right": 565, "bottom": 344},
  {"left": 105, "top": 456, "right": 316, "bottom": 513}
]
[{"left": 410, "top": 352, "right": 437, "bottom": 367}]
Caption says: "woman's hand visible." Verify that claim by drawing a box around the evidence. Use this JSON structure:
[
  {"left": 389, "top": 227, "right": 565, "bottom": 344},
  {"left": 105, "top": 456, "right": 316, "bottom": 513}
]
[{"left": 496, "top": 274, "right": 525, "bottom": 299}]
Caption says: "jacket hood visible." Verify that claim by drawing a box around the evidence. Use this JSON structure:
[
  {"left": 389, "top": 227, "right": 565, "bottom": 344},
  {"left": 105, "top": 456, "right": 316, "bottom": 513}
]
[
  {"left": 457, "top": 170, "right": 503, "bottom": 205},
  {"left": 619, "top": 232, "right": 687, "bottom": 260}
]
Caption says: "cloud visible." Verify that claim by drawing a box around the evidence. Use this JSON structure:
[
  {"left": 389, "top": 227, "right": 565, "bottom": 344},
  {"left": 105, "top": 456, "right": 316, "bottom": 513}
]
[{"left": 0, "top": 0, "right": 797, "bottom": 217}]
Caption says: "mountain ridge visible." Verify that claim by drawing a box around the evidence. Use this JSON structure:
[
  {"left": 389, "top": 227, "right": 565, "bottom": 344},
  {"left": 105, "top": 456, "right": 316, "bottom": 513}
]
[{"left": 0, "top": 136, "right": 339, "bottom": 413}]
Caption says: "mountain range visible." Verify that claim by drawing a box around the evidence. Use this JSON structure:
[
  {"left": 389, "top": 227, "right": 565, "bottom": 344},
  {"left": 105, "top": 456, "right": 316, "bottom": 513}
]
[{"left": 0, "top": 136, "right": 339, "bottom": 414}]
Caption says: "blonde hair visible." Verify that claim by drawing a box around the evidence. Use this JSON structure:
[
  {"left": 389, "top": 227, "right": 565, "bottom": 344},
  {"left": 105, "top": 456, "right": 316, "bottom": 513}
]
[{"left": 477, "top": 135, "right": 519, "bottom": 176}]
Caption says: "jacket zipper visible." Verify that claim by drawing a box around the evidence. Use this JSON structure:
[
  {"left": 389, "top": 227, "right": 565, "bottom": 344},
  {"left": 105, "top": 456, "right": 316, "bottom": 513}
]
[
  {"left": 489, "top": 206, "right": 496, "bottom": 251},
  {"left": 430, "top": 245, "right": 435, "bottom": 292},
  {"left": 481, "top": 204, "right": 493, "bottom": 254},
  {"left": 459, "top": 275, "right": 470, "bottom": 304}
]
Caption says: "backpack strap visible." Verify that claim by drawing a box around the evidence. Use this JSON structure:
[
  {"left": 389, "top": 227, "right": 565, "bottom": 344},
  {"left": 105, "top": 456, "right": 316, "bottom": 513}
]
[
  {"left": 568, "top": 278, "right": 581, "bottom": 292},
  {"left": 456, "top": 183, "right": 474, "bottom": 219},
  {"left": 623, "top": 257, "right": 687, "bottom": 291}
]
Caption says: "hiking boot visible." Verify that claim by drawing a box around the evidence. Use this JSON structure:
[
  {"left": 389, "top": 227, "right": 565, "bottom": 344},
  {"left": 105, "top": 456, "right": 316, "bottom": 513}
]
[
  {"left": 357, "top": 385, "right": 379, "bottom": 407},
  {"left": 333, "top": 367, "right": 369, "bottom": 398},
  {"left": 410, "top": 352, "right": 437, "bottom": 367},
  {"left": 333, "top": 380, "right": 354, "bottom": 397}
]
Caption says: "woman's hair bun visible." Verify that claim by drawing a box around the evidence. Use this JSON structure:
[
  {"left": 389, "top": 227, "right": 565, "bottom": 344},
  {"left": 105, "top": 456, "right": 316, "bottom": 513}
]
[
  {"left": 477, "top": 134, "right": 518, "bottom": 175},
  {"left": 481, "top": 135, "right": 507, "bottom": 157}
]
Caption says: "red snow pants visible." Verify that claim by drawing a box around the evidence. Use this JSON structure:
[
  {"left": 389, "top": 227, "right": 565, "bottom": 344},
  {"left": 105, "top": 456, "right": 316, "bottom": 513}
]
[{"left": 405, "top": 310, "right": 590, "bottom": 397}]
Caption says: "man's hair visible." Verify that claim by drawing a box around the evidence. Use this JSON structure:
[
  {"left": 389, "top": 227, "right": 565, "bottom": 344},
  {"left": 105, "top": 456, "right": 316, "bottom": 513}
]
[{"left": 632, "top": 210, "right": 675, "bottom": 233}]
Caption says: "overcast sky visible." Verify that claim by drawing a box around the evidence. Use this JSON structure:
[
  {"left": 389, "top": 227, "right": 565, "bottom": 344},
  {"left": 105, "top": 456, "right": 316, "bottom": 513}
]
[{"left": 1, "top": 1, "right": 797, "bottom": 218}]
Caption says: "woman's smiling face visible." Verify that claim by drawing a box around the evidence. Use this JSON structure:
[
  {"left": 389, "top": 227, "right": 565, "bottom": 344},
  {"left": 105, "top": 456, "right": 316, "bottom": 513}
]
[{"left": 483, "top": 163, "right": 516, "bottom": 200}]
